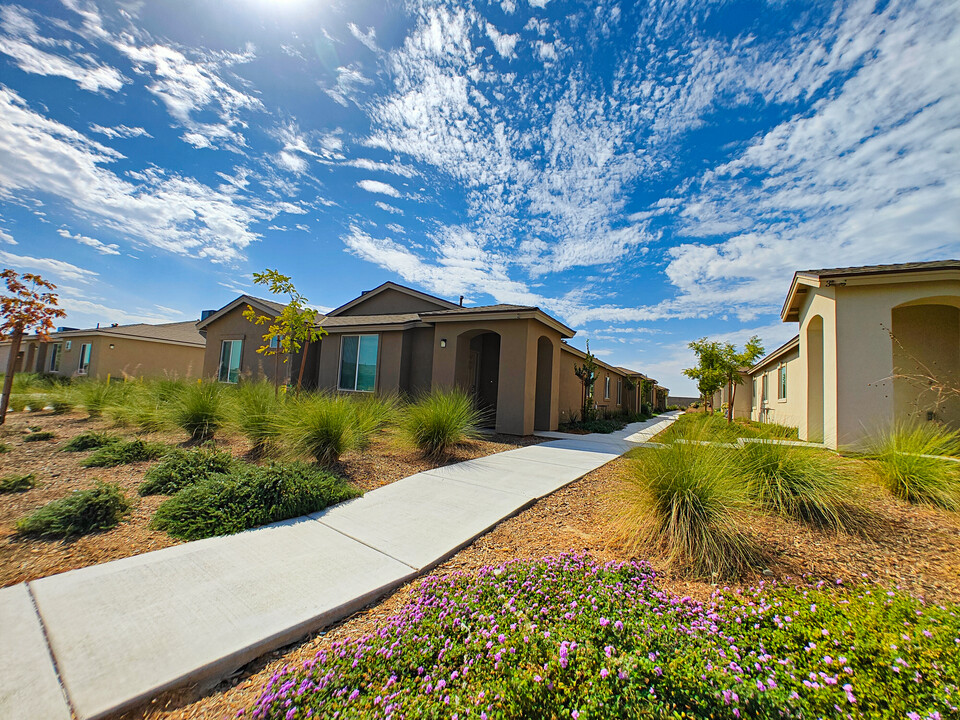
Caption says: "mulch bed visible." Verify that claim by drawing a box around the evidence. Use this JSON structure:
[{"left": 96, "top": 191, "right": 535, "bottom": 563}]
[
  {"left": 0, "top": 411, "right": 547, "bottom": 589},
  {"left": 119, "top": 451, "right": 960, "bottom": 720}
]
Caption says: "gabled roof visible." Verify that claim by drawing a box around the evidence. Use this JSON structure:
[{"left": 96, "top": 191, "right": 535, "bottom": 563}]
[
  {"left": 781, "top": 259, "right": 960, "bottom": 322},
  {"left": 196, "top": 295, "right": 286, "bottom": 331},
  {"left": 319, "top": 313, "right": 423, "bottom": 328},
  {"left": 422, "top": 304, "right": 575, "bottom": 338},
  {"left": 325, "top": 281, "right": 460, "bottom": 317},
  {"left": 560, "top": 343, "right": 646, "bottom": 378},
  {"left": 421, "top": 304, "right": 535, "bottom": 315},
  {"left": 749, "top": 335, "right": 800, "bottom": 374}
]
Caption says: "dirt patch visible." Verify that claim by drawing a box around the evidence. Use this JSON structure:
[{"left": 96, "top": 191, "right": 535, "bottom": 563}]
[
  {"left": 0, "top": 411, "right": 547, "bottom": 588},
  {"left": 120, "top": 453, "right": 960, "bottom": 720}
]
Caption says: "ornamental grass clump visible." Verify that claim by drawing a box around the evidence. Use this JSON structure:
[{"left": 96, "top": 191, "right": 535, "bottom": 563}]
[
  {"left": 248, "top": 554, "right": 960, "bottom": 720},
  {"left": 737, "top": 440, "right": 865, "bottom": 532},
  {"left": 73, "top": 379, "right": 116, "bottom": 418},
  {"left": 403, "top": 388, "right": 482, "bottom": 459},
  {"left": 615, "top": 429, "right": 756, "bottom": 578},
  {"left": 62, "top": 430, "right": 119, "bottom": 452},
  {"left": 235, "top": 380, "right": 281, "bottom": 456},
  {"left": 151, "top": 462, "right": 359, "bottom": 540},
  {"left": 138, "top": 445, "right": 234, "bottom": 496},
  {"left": 869, "top": 421, "right": 960, "bottom": 510},
  {"left": 16, "top": 483, "right": 129, "bottom": 538},
  {"left": 351, "top": 392, "right": 401, "bottom": 448},
  {"left": 169, "top": 381, "right": 230, "bottom": 442},
  {"left": 282, "top": 393, "right": 359, "bottom": 465},
  {"left": 81, "top": 438, "right": 166, "bottom": 467},
  {"left": 0, "top": 473, "right": 36, "bottom": 493}
]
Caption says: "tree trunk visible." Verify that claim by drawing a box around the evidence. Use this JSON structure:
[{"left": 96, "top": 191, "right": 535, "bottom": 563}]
[
  {"left": 0, "top": 327, "right": 24, "bottom": 425},
  {"left": 729, "top": 382, "right": 738, "bottom": 423},
  {"left": 726, "top": 378, "right": 734, "bottom": 423},
  {"left": 296, "top": 339, "right": 310, "bottom": 392}
]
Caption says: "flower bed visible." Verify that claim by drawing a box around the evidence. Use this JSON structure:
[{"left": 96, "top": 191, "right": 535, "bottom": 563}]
[{"left": 250, "top": 555, "right": 959, "bottom": 719}]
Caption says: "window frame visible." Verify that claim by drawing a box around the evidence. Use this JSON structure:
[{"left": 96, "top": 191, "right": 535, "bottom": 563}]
[
  {"left": 616, "top": 378, "right": 622, "bottom": 405},
  {"left": 778, "top": 362, "right": 788, "bottom": 400},
  {"left": 218, "top": 339, "right": 243, "bottom": 384},
  {"left": 78, "top": 343, "right": 92, "bottom": 375},
  {"left": 338, "top": 334, "right": 379, "bottom": 393},
  {"left": 752, "top": 377, "right": 758, "bottom": 408},
  {"left": 49, "top": 343, "right": 62, "bottom": 372},
  {"left": 604, "top": 375, "right": 611, "bottom": 400},
  {"left": 761, "top": 373, "right": 768, "bottom": 404}
]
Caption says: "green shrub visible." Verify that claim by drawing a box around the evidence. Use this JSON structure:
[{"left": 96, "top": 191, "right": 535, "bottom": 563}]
[
  {"left": 0, "top": 473, "right": 36, "bottom": 493},
  {"left": 23, "top": 430, "right": 55, "bottom": 442},
  {"left": 74, "top": 380, "right": 115, "bottom": 418},
  {"left": 249, "top": 555, "right": 960, "bottom": 720},
  {"left": 62, "top": 431, "right": 120, "bottom": 452},
  {"left": 403, "top": 389, "right": 481, "bottom": 459},
  {"left": 235, "top": 380, "right": 281, "bottom": 455},
  {"left": 151, "top": 462, "right": 360, "bottom": 540},
  {"left": 561, "top": 417, "right": 628, "bottom": 434},
  {"left": 282, "top": 393, "right": 360, "bottom": 465},
  {"left": 616, "top": 429, "right": 755, "bottom": 578},
  {"left": 81, "top": 439, "right": 166, "bottom": 467},
  {"left": 170, "top": 381, "right": 229, "bottom": 442},
  {"left": 6, "top": 394, "right": 28, "bottom": 412},
  {"left": 0, "top": 442, "right": 9, "bottom": 453},
  {"left": 869, "top": 422, "right": 960, "bottom": 510},
  {"left": 737, "top": 440, "right": 863, "bottom": 531},
  {"left": 16, "top": 483, "right": 129, "bottom": 538},
  {"left": 352, "top": 392, "right": 401, "bottom": 448},
  {"left": 138, "top": 446, "right": 234, "bottom": 496}
]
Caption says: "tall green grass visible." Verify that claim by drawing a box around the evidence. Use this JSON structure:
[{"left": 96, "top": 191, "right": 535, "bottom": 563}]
[
  {"left": 614, "top": 427, "right": 756, "bottom": 579},
  {"left": 170, "top": 381, "right": 230, "bottom": 442},
  {"left": 351, "top": 392, "right": 400, "bottom": 448},
  {"left": 281, "top": 393, "right": 360, "bottom": 465},
  {"left": 73, "top": 379, "right": 116, "bottom": 418},
  {"left": 402, "top": 389, "right": 482, "bottom": 459},
  {"left": 235, "top": 380, "right": 281, "bottom": 456},
  {"left": 736, "top": 440, "right": 864, "bottom": 532},
  {"left": 869, "top": 422, "right": 960, "bottom": 510}
]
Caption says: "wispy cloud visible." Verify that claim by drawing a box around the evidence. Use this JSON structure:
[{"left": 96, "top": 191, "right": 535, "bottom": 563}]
[
  {"left": 0, "top": 249, "right": 98, "bottom": 282},
  {"left": 348, "top": 23, "right": 379, "bottom": 52},
  {"left": 89, "top": 124, "right": 151, "bottom": 139},
  {"left": 357, "top": 179, "right": 401, "bottom": 197},
  {"left": 57, "top": 227, "right": 120, "bottom": 255}
]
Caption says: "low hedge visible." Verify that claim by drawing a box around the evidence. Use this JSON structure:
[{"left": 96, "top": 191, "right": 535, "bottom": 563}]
[
  {"left": 16, "top": 483, "right": 129, "bottom": 538},
  {"left": 249, "top": 555, "right": 960, "bottom": 720},
  {"left": 138, "top": 446, "right": 234, "bottom": 496},
  {"left": 81, "top": 439, "right": 166, "bottom": 468},
  {"left": 151, "top": 462, "right": 360, "bottom": 540}
]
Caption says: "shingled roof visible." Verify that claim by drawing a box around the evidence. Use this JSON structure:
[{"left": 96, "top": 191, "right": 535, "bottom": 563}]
[
  {"left": 57, "top": 321, "right": 204, "bottom": 347},
  {"left": 798, "top": 259, "right": 960, "bottom": 279}
]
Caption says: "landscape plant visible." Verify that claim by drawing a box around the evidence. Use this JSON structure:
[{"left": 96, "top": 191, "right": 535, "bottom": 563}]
[
  {"left": 573, "top": 340, "right": 599, "bottom": 422},
  {"left": 248, "top": 554, "right": 960, "bottom": 720},
  {"left": 403, "top": 388, "right": 481, "bottom": 459},
  {"left": 16, "top": 482, "right": 129, "bottom": 538},
  {"left": 110, "top": 378, "right": 183, "bottom": 432},
  {"left": 281, "top": 392, "right": 361, "bottom": 465},
  {"left": 869, "top": 421, "right": 960, "bottom": 510},
  {"left": 614, "top": 427, "right": 756, "bottom": 578},
  {"left": 82, "top": 438, "right": 166, "bottom": 467},
  {"left": 683, "top": 335, "right": 764, "bottom": 420},
  {"left": 23, "top": 430, "right": 55, "bottom": 442},
  {"left": 138, "top": 445, "right": 235, "bottom": 496},
  {"left": 352, "top": 392, "right": 401, "bottom": 448},
  {"left": 151, "top": 462, "right": 360, "bottom": 540},
  {"left": 62, "top": 430, "right": 120, "bottom": 452},
  {"left": 235, "top": 380, "right": 281, "bottom": 456},
  {"left": 73, "top": 379, "right": 116, "bottom": 418},
  {"left": 170, "top": 381, "right": 230, "bottom": 442},
  {"left": 0, "top": 473, "right": 36, "bottom": 493}
]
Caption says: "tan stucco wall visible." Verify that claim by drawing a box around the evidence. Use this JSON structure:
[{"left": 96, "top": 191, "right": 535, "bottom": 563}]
[
  {"left": 337, "top": 288, "right": 450, "bottom": 316},
  {"left": 749, "top": 348, "right": 803, "bottom": 428},
  {"left": 892, "top": 303, "right": 960, "bottom": 426}
]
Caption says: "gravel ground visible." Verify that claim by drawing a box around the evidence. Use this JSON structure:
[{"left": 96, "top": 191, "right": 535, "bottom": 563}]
[
  {"left": 119, "top": 451, "right": 960, "bottom": 720},
  {"left": 0, "top": 410, "right": 547, "bottom": 588}
]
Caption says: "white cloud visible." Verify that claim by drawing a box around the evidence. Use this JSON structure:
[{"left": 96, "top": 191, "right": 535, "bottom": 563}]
[
  {"left": 535, "top": 40, "right": 557, "bottom": 62},
  {"left": 89, "top": 124, "right": 152, "bottom": 139},
  {"left": 0, "top": 249, "right": 98, "bottom": 283},
  {"left": 343, "top": 158, "right": 418, "bottom": 177},
  {"left": 0, "top": 228, "right": 16, "bottom": 245},
  {"left": 528, "top": 0, "right": 552, "bottom": 8},
  {"left": 357, "top": 179, "right": 401, "bottom": 197},
  {"left": 485, "top": 23, "right": 518, "bottom": 59},
  {"left": 57, "top": 227, "right": 120, "bottom": 255},
  {"left": 348, "top": 23, "right": 379, "bottom": 52},
  {"left": 375, "top": 200, "right": 404, "bottom": 214},
  {"left": 323, "top": 64, "right": 373, "bottom": 107}
]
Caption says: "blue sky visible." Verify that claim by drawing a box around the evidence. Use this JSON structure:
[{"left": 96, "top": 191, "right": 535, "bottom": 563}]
[{"left": 0, "top": 0, "right": 958, "bottom": 394}]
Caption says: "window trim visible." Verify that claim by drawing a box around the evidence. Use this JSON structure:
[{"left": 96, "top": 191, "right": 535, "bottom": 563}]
[
  {"left": 338, "top": 334, "right": 379, "bottom": 393},
  {"left": 218, "top": 339, "right": 243, "bottom": 384},
  {"left": 78, "top": 343, "right": 91, "bottom": 375}
]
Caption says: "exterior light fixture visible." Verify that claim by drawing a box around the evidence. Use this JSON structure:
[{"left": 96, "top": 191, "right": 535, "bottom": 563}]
[
  {"left": 440, "top": 338, "right": 447, "bottom": 348},
  {"left": 109, "top": 344, "right": 115, "bottom": 349}
]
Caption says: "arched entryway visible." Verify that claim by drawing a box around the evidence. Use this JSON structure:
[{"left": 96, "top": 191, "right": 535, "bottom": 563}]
[
  {"left": 806, "top": 315, "right": 824, "bottom": 443},
  {"left": 534, "top": 335, "right": 554, "bottom": 431},
  {"left": 892, "top": 300, "right": 960, "bottom": 427},
  {"left": 455, "top": 329, "right": 501, "bottom": 428}
]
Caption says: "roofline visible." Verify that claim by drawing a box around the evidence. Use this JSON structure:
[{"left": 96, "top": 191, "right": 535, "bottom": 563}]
[
  {"left": 749, "top": 335, "right": 800, "bottom": 373},
  {"left": 325, "top": 281, "right": 460, "bottom": 317},
  {"left": 317, "top": 320, "right": 430, "bottom": 333},
  {"left": 2, "top": 328, "right": 204, "bottom": 348},
  {"left": 423, "top": 307, "right": 575, "bottom": 338},
  {"left": 559, "top": 342, "right": 652, "bottom": 380},
  {"left": 196, "top": 295, "right": 284, "bottom": 331}
]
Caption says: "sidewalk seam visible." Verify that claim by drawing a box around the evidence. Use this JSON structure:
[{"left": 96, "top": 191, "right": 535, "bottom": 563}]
[
  {"left": 313, "top": 520, "right": 420, "bottom": 571},
  {"left": 26, "top": 581, "right": 77, "bottom": 719}
]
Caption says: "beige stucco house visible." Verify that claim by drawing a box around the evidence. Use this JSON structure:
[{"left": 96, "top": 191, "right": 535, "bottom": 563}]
[
  {"left": 0, "top": 321, "right": 205, "bottom": 380},
  {"left": 715, "top": 260, "right": 960, "bottom": 449},
  {"left": 199, "top": 282, "right": 667, "bottom": 435}
]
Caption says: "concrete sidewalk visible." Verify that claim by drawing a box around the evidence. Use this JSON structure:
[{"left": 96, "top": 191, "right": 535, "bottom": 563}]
[{"left": 1, "top": 413, "right": 678, "bottom": 720}]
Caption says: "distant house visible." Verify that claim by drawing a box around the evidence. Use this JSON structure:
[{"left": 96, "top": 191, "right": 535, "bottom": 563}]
[
  {"left": 714, "top": 260, "right": 960, "bottom": 449},
  {"left": 200, "top": 281, "right": 667, "bottom": 435},
  {"left": 0, "top": 321, "right": 205, "bottom": 380}
]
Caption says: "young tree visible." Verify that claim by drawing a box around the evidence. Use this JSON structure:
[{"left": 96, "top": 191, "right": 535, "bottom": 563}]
[
  {"left": 0, "top": 270, "right": 67, "bottom": 424},
  {"left": 682, "top": 336, "right": 764, "bottom": 420},
  {"left": 242, "top": 270, "right": 326, "bottom": 393},
  {"left": 723, "top": 336, "right": 764, "bottom": 422},
  {"left": 573, "top": 340, "right": 599, "bottom": 422}
]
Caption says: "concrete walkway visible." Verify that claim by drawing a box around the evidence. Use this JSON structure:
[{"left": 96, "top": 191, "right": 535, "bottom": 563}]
[{"left": 0, "top": 413, "right": 679, "bottom": 720}]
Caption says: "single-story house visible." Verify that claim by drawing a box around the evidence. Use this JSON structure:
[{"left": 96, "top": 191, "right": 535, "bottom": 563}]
[
  {"left": 199, "top": 281, "right": 667, "bottom": 435},
  {"left": 714, "top": 260, "right": 960, "bottom": 449},
  {"left": 0, "top": 321, "right": 205, "bottom": 380}
]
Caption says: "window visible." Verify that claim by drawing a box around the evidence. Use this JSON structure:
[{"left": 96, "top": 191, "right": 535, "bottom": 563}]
[
  {"left": 604, "top": 375, "right": 611, "bottom": 400},
  {"left": 78, "top": 343, "right": 91, "bottom": 374},
  {"left": 752, "top": 377, "right": 758, "bottom": 408},
  {"left": 761, "top": 373, "right": 768, "bottom": 404},
  {"left": 339, "top": 335, "right": 379, "bottom": 392},
  {"left": 65, "top": 340, "right": 72, "bottom": 351},
  {"left": 218, "top": 340, "right": 242, "bottom": 383},
  {"left": 269, "top": 335, "right": 280, "bottom": 350},
  {"left": 617, "top": 378, "right": 622, "bottom": 405},
  {"left": 778, "top": 362, "right": 788, "bottom": 400},
  {"left": 49, "top": 343, "right": 62, "bottom": 372}
]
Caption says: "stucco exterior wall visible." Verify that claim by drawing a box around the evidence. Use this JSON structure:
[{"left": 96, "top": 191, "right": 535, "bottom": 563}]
[
  {"left": 337, "top": 288, "right": 450, "bottom": 316},
  {"left": 558, "top": 348, "right": 583, "bottom": 423},
  {"left": 749, "top": 348, "right": 803, "bottom": 429}
]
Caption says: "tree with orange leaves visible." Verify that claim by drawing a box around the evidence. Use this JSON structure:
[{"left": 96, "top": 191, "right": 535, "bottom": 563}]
[{"left": 0, "top": 269, "right": 67, "bottom": 424}]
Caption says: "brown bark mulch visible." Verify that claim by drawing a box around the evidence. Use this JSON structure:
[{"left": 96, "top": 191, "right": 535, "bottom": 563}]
[
  {"left": 0, "top": 411, "right": 547, "bottom": 589},
  {"left": 119, "top": 453, "right": 960, "bottom": 720}
]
